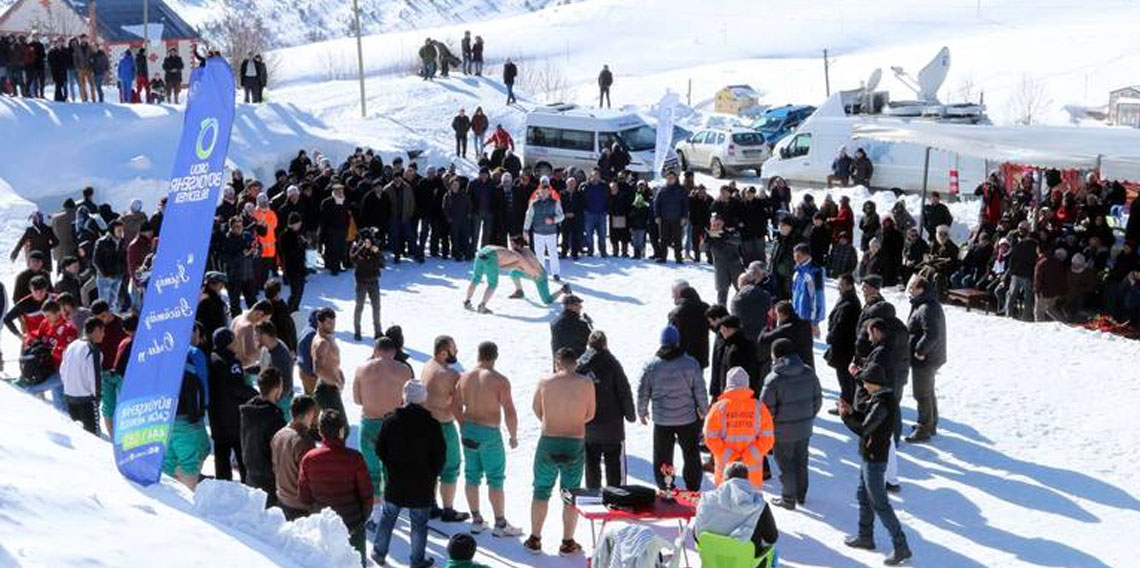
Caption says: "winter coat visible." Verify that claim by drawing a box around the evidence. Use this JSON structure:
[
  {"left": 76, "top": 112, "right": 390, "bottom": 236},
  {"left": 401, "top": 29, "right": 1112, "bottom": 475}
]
[
  {"left": 350, "top": 240, "right": 383, "bottom": 283},
  {"left": 1007, "top": 236, "right": 1038, "bottom": 278},
  {"left": 668, "top": 288, "right": 710, "bottom": 369},
  {"left": 579, "top": 347, "right": 636, "bottom": 444},
  {"left": 1034, "top": 255, "right": 1067, "bottom": 298},
  {"left": 598, "top": 68, "right": 613, "bottom": 88},
  {"left": 758, "top": 316, "right": 814, "bottom": 372},
  {"left": 279, "top": 228, "right": 307, "bottom": 280},
  {"left": 923, "top": 202, "right": 953, "bottom": 237},
  {"left": 126, "top": 235, "right": 152, "bottom": 285},
  {"left": 240, "top": 396, "right": 287, "bottom": 490},
  {"left": 92, "top": 235, "right": 125, "bottom": 278},
  {"left": 452, "top": 114, "right": 471, "bottom": 136},
  {"left": 825, "top": 290, "right": 861, "bottom": 368},
  {"left": 653, "top": 183, "right": 689, "bottom": 222},
  {"left": 827, "top": 242, "right": 857, "bottom": 279},
  {"left": 524, "top": 196, "right": 564, "bottom": 236},
  {"left": 298, "top": 438, "right": 373, "bottom": 530},
  {"left": 841, "top": 382, "right": 897, "bottom": 463},
  {"left": 443, "top": 189, "right": 473, "bottom": 224},
  {"left": 704, "top": 389, "right": 774, "bottom": 487},
  {"left": 908, "top": 289, "right": 946, "bottom": 369},
  {"left": 730, "top": 284, "right": 771, "bottom": 344},
  {"left": 711, "top": 330, "right": 760, "bottom": 400},
  {"left": 208, "top": 351, "right": 258, "bottom": 440},
  {"left": 807, "top": 224, "right": 831, "bottom": 264},
  {"left": 851, "top": 156, "right": 874, "bottom": 187},
  {"left": 117, "top": 54, "right": 134, "bottom": 86},
  {"left": 50, "top": 210, "right": 76, "bottom": 261},
  {"left": 636, "top": 346, "right": 708, "bottom": 426},
  {"left": 769, "top": 233, "right": 801, "bottom": 298},
  {"left": 503, "top": 62, "right": 517, "bottom": 85},
  {"left": 471, "top": 113, "right": 489, "bottom": 136},
  {"left": 707, "top": 232, "right": 743, "bottom": 294},
  {"left": 376, "top": 404, "right": 445, "bottom": 508},
  {"left": 550, "top": 309, "right": 592, "bottom": 358},
  {"left": 791, "top": 261, "right": 825, "bottom": 324},
  {"left": 759, "top": 354, "right": 822, "bottom": 443},
  {"left": 271, "top": 422, "right": 316, "bottom": 511},
  {"left": 162, "top": 55, "right": 184, "bottom": 78},
  {"left": 583, "top": 181, "right": 609, "bottom": 215},
  {"left": 692, "top": 478, "right": 777, "bottom": 547},
  {"left": 195, "top": 288, "right": 229, "bottom": 352},
  {"left": 11, "top": 222, "right": 58, "bottom": 264},
  {"left": 268, "top": 298, "right": 298, "bottom": 352},
  {"left": 383, "top": 180, "right": 416, "bottom": 222},
  {"left": 91, "top": 51, "right": 109, "bottom": 75}
]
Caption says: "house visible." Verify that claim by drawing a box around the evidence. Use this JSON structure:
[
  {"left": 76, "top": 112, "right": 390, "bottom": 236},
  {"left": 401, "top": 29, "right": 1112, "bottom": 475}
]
[
  {"left": 714, "top": 84, "right": 763, "bottom": 117},
  {"left": 0, "top": 0, "right": 200, "bottom": 86},
  {"left": 1108, "top": 86, "right": 1140, "bottom": 128}
]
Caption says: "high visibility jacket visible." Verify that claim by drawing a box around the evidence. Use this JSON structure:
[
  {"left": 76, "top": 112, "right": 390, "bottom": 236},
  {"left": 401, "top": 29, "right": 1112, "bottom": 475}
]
[
  {"left": 703, "top": 389, "right": 775, "bottom": 488},
  {"left": 252, "top": 207, "right": 278, "bottom": 259}
]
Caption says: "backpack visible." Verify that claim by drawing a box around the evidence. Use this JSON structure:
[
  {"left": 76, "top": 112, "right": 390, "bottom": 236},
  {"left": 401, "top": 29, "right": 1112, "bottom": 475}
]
[
  {"left": 20, "top": 339, "right": 55, "bottom": 386},
  {"left": 602, "top": 485, "right": 657, "bottom": 510},
  {"left": 176, "top": 369, "right": 207, "bottom": 423}
]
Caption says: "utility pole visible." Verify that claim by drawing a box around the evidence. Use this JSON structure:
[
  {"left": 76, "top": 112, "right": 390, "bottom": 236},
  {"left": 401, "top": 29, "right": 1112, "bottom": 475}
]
[
  {"left": 352, "top": 0, "right": 366, "bottom": 118},
  {"left": 823, "top": 49, "right": 831, "bottom": 97},
  {"left": 143, "top": 0, "right": 149, "bottom": 42}
]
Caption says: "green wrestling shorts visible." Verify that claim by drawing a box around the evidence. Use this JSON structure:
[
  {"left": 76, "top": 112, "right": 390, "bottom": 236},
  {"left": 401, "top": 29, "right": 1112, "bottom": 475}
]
[
  {"left": 440, "top": 420, "right": 462, "bottom": 484},
  {"left": 163, "top": 418, "right": 210, "bottom": 477},
  {"left": 461, "top": 422, "right": 506, "bottom": 489},
  {"left": 532, "top": 436, "right": 585, "bottom": 501},
  {"left": 471, "top": 247, "right": 500, "bottom": 288},
  {"left": 100, "top": 371, "right": 123, "bottom": 420},
  {"left": 359, "top": 417, "right": 386, "bottom": 497}
]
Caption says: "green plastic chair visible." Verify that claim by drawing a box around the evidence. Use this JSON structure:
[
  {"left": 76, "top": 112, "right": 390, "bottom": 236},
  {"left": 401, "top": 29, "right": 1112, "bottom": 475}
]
[{"left": 696, "top": 532, "right": 778, "bottom": 568}]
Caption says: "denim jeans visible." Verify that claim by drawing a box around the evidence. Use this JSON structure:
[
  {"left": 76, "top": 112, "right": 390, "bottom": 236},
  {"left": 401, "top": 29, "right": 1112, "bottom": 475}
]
[
  {"left": 96, "top": 276, "right": 123, "bottom": 311},
  {"left": 584, "top": 212, "right": 608, "bottom": 255},
  {"left": 354, "top": 280, "right": 381, "bottom": 337},
  {"left": 93, "top": 72, "right": 106, "bottom": 102},
  {"left": 67, "top": 69, "right": 79, "bottom": 100},
  {"left": 857, "top": 460, "right": 908, "bottom": 549},
  {"left": 632, "top": 229, "right": 646, "bottom": 257},
  {"left": 389, "top": 219, "right": 415, "bottom": 259},
  {"left": 1005, "top": 275, "right": 1034, "bottom": 320},
  {"left": 372, "top": 501, "right": 430, "bottom": 566}
]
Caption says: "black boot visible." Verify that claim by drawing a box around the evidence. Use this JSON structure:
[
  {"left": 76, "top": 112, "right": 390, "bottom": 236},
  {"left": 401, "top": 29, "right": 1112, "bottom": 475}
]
[
  {"left": 884, "top": 544, "right": 912, "bottom": 566},
  {"left": 844, "top": 536, "right": 876, "bottom": 550}
]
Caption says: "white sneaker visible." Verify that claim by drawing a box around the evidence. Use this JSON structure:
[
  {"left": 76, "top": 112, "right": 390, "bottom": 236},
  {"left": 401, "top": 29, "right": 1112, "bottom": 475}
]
[
  {"left": 470, "top": 519, "right": 488, "bottom": 534},
  {"left": 493, "top": 521, "right": 523, "bottom": 537}
]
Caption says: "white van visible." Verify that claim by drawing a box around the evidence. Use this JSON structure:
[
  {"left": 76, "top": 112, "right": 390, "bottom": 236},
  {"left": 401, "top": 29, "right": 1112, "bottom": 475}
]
[
  {"left": 762, "top": 97, "right": 987, "bottom": 193},
  {"left": 523, "top": 104, "right": 671, "bottom": 177}
]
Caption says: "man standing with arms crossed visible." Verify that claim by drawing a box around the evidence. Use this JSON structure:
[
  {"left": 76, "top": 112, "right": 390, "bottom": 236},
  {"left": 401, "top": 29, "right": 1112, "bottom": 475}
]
[
  {"left": 312, "top": 308, "right": 346, "bottom": 415},
  {"left": 457, "top": 341, "right": 523, "bottom": 537},
  {"left": 422, "top": 335, "right": 471, "bottom": 523},
  {"left": 354, "top": 337, "right": 413, "bottom": 519},
  {"left": 525, "top": 348, "right": 596, "bottom": 556}
]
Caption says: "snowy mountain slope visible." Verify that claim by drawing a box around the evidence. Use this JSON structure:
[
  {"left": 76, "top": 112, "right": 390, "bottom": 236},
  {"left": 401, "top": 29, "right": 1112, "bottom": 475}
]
[{"left": 269, "top": 0, "right": 1140, "bottom": 126}]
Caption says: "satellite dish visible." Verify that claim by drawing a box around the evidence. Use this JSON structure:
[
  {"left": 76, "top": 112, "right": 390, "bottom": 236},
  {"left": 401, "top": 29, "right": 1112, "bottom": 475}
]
[
  {"left": 866, "top": 68, "right": 882, "bottom": 92},
  {"left": 915, "top": 47, "right": 950, "bottom": 102}
]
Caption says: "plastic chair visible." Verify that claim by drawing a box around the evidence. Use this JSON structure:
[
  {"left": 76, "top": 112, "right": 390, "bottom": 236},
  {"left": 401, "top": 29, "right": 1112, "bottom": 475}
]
[{"left": 696, "top": 532, "right": 777, "bottom": 568}]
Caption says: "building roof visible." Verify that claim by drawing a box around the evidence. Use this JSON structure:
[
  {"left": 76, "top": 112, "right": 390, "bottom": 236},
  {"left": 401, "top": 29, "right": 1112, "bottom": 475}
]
[
  {"left": 1110, "top": 85, "right": 1140, "bottom": 96},
  {"left": 721, "top": 84, "right": 760, "bottom": 100},
  {"left": 0, "top": 0, "right": 199, "bottom": 41}
]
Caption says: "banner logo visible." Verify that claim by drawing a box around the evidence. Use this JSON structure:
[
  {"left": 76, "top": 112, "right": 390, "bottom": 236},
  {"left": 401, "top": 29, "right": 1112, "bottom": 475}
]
[{"left": 196, "top": 117, "right": 219, "bottom": 160}]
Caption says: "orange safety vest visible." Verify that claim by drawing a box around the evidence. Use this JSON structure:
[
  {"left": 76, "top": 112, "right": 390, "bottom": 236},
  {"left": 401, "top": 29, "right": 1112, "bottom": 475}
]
[
  {"left": 252, "top": 207, "right": 278, "bottom": 259},
  {"left": 703, "top": 389, "right": 775, "bottom": 488}
]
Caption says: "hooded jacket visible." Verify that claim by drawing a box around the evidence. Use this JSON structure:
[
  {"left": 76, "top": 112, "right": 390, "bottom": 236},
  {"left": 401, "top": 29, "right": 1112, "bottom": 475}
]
[
  {"left": 240, "top": 396, "right": 287, "bottom": 491},
  {"left": 908, "top": 289, "right": 946, "bottom": 369},
  {"left": 579, "top": 347, "right": 636, "bottom": 444},
  {"left": 692, "top": 478, "right": 778, "bottom": 549},
  {"left": 759, "top": 354, "right": 822, "bottom": 443},
  {"left": 841, "top": 382, "right": 897, "bottom": 463},
  {"left": 636, "top": 346, "right": 708, "bottom": 426}
]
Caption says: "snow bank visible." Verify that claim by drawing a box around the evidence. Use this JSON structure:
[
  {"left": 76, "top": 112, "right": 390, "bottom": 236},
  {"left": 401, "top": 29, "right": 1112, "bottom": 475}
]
[
  {"left": 0, "top": 98, "right": 366, "bottom": 213},
  {"left": 193, "top": 480, "right": 361, "bottom": 567}
]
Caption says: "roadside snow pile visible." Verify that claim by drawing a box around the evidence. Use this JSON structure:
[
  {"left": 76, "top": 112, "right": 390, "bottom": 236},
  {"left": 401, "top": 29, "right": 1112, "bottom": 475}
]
[
  {"left": 0, "top": 383, "right": 298, "bottom": 567},
  {"left": 193, "top": 480, "right": 361, "bottom": 567}
]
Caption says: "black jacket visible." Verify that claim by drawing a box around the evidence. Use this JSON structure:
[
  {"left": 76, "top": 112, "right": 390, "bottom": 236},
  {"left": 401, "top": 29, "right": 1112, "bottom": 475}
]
[
  {"left": 711, "top": 330, "right": 760, "bottom": 400},
  {"left": 550, "top": 310, "right": 592, "bottom": 358},
  {"left": 579, "top": 347, "right": 635, "bottom": 444},
  {"left": 908, "top": 289, "right": 947, "bottom": 369},
  {"left": 350, "top": 240, "right": 383, "bottom": 282},
  {"left": 11, "top": 223, "right": 58, "bottom": 263},
  {"left": 854, "top": 295, "right": 896, "bottom": 359},
  {"left": 729, "top": 284, "right": 771, "bottom": 344},
  {"left": 824, "top": 290, "right": 862, "bottom": 367},
  {"left": 278, "top": 228, "right": 307, "bottom": 280},
  {"left": 375, "top": 404, "right": 445, "bottom": 508},
  {"left": 195, "top": 288, "right": 229, "bottom": 352},
  {"left": 842, "top": 381, "right": 897, "bottom": 463},
  {"left": 92, "top": 234, "right": 125, "bottom": 278},
  {"left": 668, "top": 288, "right": 710, "bottom": 369},
  {"left": 503, "top": 62, "right": 518, "bottom": 85},
  {"left": 758, "top": 316, "right": 814, "bottom": 374},
  {"left": 239, "top": 396, "right": 287, "bottom": 490},
  {"left": 209, "top": 351, "right": 258, "bottom": 440},
  {"left": 269, "top": 297, "right": 298, "bottom": 351}
]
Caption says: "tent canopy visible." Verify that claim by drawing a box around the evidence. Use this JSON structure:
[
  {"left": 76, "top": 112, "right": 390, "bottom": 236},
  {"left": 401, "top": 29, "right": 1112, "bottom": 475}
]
[{"left": 852, "top": 121, "right": 1140, "bottom": 181}]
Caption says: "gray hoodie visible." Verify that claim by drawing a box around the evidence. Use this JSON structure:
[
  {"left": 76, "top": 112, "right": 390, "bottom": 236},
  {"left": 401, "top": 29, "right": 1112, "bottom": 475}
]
[
  {"left": 693, "top": 477, "right": 768, "bottom": 543},
  {"left": 637, "top": 346, "right": 708, "bottom": 426},
  {"left": 759, "top": 354, "right": 822, "bottom": 443}
]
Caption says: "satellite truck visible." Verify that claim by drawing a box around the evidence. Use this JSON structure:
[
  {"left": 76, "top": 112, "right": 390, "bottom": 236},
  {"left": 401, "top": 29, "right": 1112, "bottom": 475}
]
[{"left": 761, "top": 47, "right": 991, "bottom": 194}]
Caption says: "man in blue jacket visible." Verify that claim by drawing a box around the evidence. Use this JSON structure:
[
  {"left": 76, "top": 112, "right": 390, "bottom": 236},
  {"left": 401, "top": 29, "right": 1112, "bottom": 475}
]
[
  {"left": 791, "top": 244, "right": 826, "bottom": 338},
  {"left": 117, "top": 48, "right": 135, "bottom": 103},
  {"left": 582, "top": 169, "right": 609, "bottom": 257},
  {"left": 653, "top": 171, "right": 689, "bottom": 264}
]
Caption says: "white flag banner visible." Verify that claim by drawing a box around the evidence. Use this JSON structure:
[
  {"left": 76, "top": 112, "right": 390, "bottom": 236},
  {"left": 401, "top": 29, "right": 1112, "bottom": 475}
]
[{"left": 654, "top": 92, "right": 681, "bottom": 177}]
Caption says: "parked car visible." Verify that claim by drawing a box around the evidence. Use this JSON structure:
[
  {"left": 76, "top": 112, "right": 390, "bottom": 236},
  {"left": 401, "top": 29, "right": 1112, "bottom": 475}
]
[
  {"left": 674, "top": 127, "right": 770, "bottom": 178},
  {"left": 751, "top": 104, "right": 816, "bottom": 147}
]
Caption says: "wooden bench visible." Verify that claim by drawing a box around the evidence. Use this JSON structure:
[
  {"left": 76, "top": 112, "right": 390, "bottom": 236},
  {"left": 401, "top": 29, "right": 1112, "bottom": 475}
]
[{"left": 947, "top": 288, "right": 993, "bottom": 314}]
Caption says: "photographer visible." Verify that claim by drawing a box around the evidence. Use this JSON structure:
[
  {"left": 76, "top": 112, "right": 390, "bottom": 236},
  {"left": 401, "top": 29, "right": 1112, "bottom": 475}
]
[{"left": 350, "top": 228, "right": 384, "bottom": 341}]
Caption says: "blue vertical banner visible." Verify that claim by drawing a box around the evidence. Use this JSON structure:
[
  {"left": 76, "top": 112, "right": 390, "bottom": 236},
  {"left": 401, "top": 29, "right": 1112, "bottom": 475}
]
[{"left": 113, "top": 58, "right": 236, "bottom": 485}]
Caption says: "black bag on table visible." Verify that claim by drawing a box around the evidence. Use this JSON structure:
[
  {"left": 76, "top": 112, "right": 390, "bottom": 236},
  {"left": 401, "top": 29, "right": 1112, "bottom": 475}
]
[{"left": 602, "top": 485, "right": 657, "bottom": 509}]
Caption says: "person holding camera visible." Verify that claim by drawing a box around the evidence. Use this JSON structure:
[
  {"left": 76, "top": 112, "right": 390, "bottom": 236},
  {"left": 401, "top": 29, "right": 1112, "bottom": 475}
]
[{"left": 350, "top": 229, "right": 384, "bottom": 342}]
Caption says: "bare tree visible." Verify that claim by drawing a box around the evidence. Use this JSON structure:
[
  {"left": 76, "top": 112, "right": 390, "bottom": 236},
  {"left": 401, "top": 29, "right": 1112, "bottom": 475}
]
[
  {"left": 204, "top": 10, "right": 280, "bottom": 85},
  {"left": 950, "top": 75, "right": 976, "bottom": 104},
  {"left": 1007, "top": 74, "right": 1052, "bottom": 125},
  {"left": 517, "top": 56, "right": 570, "bottom": 104}
]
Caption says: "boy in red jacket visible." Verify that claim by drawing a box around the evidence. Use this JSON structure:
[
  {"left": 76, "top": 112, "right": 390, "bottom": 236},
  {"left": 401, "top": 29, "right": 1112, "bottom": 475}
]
[{"left": 30, "top": 299, "right": 78, "bottom": 369}]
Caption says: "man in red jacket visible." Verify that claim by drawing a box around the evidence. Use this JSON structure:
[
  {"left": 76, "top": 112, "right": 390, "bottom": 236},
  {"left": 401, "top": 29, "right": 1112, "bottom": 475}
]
[{"left": 299, "top": 410, "right": 373, "bottom": 565}]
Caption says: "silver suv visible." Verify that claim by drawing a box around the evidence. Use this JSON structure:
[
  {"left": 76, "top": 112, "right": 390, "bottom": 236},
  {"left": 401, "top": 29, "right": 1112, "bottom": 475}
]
[{"left": 674, "top": 127, "right": 770, "bottom": 178}]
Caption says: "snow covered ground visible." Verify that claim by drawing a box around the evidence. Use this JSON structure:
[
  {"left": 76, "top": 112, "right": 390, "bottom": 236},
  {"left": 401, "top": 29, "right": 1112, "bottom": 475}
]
[{"left": 3, "top": 0, "right": 1140, "bottom": 566}]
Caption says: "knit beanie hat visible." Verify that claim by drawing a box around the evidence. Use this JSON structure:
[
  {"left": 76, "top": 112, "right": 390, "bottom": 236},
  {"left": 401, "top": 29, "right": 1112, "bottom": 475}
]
[
  {"left": 726, "top": 367, "right": 750, "bottom": 391},
  {"left": 403, "top": 380, "right": 428, "bottom": 405},
  {"left": 660, "top": 325, "right": 680, "bottom": 347}
]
